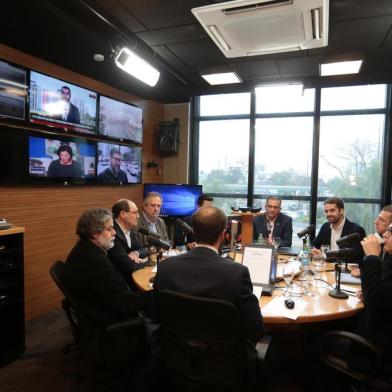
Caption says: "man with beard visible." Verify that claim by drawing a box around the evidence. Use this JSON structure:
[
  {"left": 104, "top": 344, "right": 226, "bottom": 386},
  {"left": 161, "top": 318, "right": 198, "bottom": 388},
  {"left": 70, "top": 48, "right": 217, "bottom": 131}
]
[
  {"left": 97, "top": 148, "right": 129, "bottom": 184},
  {"left": 311, "top": 197, "right": 366, "bottom": 262},
  {"left": 62, "top": 208, "right": 149, "bottom": 326}
]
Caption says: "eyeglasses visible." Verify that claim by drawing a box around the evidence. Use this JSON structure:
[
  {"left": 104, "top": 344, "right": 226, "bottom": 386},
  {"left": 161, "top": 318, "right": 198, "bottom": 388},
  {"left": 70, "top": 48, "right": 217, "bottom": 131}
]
[{"left": 112, "top": 156, "right": 122, "bottom": 161}]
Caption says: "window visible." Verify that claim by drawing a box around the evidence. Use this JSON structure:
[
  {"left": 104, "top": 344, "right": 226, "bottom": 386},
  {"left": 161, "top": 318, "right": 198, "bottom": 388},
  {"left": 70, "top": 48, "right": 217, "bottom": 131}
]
[{"left": 193, "top": 83, "right": 389, "bottom": 244}]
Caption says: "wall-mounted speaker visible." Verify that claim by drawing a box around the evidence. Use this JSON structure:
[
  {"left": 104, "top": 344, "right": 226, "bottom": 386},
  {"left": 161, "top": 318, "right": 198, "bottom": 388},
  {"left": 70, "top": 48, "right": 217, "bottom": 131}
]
[{"left": 159, "top": 119, "right": 179, "bottom": 155}]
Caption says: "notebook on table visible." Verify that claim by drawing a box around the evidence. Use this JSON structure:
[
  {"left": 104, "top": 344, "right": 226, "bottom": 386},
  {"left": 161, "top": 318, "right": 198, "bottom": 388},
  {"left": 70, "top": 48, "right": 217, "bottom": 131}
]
[{"left": 241, "top": 244, "right": 276, "bottom": 296}]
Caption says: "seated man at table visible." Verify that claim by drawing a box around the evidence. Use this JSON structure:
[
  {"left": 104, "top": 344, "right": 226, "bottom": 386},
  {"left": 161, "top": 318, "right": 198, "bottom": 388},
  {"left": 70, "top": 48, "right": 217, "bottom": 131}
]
[
  {"left": 253, "top": 196, "right": 292, "bottom": 247},
  {"left": 62, "top": 208, "right": 150, "bottom": 327},
  {"left": 312, "top": 197, "right": 366, "bottom": 262},
  {"left": 138, "top": 192, "right": 170, "bottom": 247},
  {"left": 153, "top": 206, "right": 264, "bottom": 345},
  {"left": 174, "top": 194, "right": 214, "bottom": 249},
  {"left": 351, "top": 204, "right": 392, "bottom": 277},
  {"left": 108, "top": 199, "right": 148, "bottom": 288},
  {"left": 357, "top": 225, "right": 392, "bottom": 374}
]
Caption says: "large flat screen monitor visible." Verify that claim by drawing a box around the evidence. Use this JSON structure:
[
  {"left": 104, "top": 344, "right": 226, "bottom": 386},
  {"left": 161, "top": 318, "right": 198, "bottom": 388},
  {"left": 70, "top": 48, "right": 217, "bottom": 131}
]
[
  {"left": 0, "top": 59, "right": 27, "bottom": 120},
  {"left": 29, "top": 135, "right": 96, "bottom": 183},
  {"left": 98, "top": 95, "right": 143, "bottom": 143},
  {"left": 143, "top": 183, "right": 202, "bottom": 217},
  {"left": 97, "top": 142, "right": 142, "bottom": 184},
  {"left": 29, "top": 71, "right": 97, "bottom": 134}
]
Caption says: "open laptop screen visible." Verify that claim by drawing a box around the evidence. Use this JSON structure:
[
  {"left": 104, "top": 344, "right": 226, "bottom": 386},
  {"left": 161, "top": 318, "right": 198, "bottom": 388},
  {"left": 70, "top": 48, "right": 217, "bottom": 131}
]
[{"left": 241, "top": 244, "right": 275, "bottom": 286}]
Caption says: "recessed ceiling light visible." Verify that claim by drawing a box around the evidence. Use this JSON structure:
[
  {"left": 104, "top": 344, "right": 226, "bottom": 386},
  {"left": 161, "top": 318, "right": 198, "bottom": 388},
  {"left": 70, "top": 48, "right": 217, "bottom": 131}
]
[
  {"left": 201, "top": 72, "right": 242, "bottom": 85},
  {"left": 320, "top": 60, "right": 363, "bottom": 76}
]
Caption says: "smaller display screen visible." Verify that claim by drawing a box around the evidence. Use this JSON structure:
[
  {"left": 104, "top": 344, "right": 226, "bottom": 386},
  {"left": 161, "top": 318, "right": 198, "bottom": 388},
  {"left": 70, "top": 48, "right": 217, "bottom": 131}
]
[
  {"left": 99, "top": 95, "right": 143, "bottom": 143},
  {"left": 29, "top": 135, "right": 96, "bottom": 180},
  {"left": 143, "top": 183, "right": 202, "bottom": 217},
  {"left": 0, "top": 59, "right": 27, "bottom": 120},
  {"left": 29, "top": 71, "right": 97, "bottom": 134},
  {"left": 97, "top": 142, "right": 142, "bottom": 184}
]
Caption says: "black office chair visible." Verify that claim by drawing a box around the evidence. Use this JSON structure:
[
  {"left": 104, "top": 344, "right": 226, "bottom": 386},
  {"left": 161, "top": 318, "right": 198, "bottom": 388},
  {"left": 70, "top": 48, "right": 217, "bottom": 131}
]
[
  {"left": 321, "top": 330, "right": 392, "bottom": 392},
  {"left": 158, "top": 289, "right": 270, "bottom": 392},
  {"left": 49, "top": 261, "right": 148, "bottom": 381}
]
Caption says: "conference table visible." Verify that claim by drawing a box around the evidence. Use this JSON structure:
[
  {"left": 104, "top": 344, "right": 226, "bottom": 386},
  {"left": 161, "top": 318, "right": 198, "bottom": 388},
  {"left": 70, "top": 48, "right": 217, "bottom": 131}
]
[{"left": 132, "top": 253, "right": 364, "bottom": 326}]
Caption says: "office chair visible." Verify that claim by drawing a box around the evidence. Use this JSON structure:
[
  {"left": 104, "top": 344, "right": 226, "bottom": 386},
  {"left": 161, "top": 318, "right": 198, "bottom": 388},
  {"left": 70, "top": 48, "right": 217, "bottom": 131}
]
[
  {"left": 49, "top": 261, "right": 148, "bottom": 385},
  {"left": 158, "top": 289, "right": 270, "bottom": 392},
  {"left": 321, "top": 330, "right": 392, "bottom": 392}
]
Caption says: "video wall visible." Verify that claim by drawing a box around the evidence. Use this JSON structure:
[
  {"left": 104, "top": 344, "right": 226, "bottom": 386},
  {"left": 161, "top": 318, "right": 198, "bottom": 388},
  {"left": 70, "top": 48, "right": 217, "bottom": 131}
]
[{"left": 0, "top": 58, "right": 143, "bottom": 185}]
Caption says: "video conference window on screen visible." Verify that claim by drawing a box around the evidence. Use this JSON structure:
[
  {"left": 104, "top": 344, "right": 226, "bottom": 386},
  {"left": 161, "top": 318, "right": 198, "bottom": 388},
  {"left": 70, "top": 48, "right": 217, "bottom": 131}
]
[{"left": 0, "top": 58, "right": 143, "bottom": 185}]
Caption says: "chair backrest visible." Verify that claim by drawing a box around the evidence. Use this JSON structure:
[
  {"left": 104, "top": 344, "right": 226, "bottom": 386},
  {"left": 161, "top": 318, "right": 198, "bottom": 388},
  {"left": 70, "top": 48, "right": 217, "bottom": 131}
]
[
  {"left": 321, "top": 330, "right": 392, "bottom": 391},
  {"left": 49, "top": 260, "right": 92, "bottom": 350},
  {"left": 159, "top": 289, "right": 260, "bottom": 392}
]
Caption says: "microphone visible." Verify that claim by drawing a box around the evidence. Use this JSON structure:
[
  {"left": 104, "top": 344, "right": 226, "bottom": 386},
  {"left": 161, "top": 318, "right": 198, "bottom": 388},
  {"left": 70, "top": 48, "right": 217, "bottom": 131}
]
[
  {"left": 297, "top": 224, "right": 315, "bottom": 238},
  {"left": 336, "top": 232, "right": 361, "bottom": 247},
  {"left": 146, "top": 235, "right": 171, "bottom": 250},
  {"left": 175, "top": 218, "right": 193, "bottom": 234},
  {"left": 138, "top": 226, "right": 160, "bottom": 239},
  {"left": 326, "top": 248, "right": 356, "bottom": 261}
]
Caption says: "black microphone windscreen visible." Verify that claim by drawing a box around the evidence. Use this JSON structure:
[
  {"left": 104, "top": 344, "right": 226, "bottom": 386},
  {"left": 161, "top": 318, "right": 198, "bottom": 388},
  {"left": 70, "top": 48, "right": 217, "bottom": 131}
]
[
  {"left": 146, "top": 235, "right": 171, "bottom": 250},
  {"left": 138, "top": 226, "right": 160, "bottom": 238},
  {"left": 176, "top": 218, "right": 193, "bottom": 234},
  {"left": 336, "top": 232, "right": 361, "bottom": 247},
  {"left": 297, "top": 224, "right": 315, "bottom": 238}
]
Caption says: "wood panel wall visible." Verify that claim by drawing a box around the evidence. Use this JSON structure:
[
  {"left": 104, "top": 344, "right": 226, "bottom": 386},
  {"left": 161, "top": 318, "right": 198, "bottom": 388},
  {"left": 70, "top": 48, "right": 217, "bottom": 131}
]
[{"left": 0, "top": 44, "right": 164, "bottom": 320}]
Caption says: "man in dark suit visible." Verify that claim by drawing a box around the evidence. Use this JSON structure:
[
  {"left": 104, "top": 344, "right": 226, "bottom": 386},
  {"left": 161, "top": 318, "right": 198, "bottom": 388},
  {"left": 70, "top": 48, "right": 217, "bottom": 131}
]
[
  {"left": 253, "top": 196, "right": 293, "bottom": 247},
  {"left": 62, "top": 208, "right": 149, "bottom": 326},
  {"left": 312, "top": 197, "right": 366, "bottom": 262},
  {"left": 153, "top": 206, "right": 264, "bottom": 344},
  {"left": 174, "top": 194, "right": 214, "bottom": 249},
  {"left": 357, "top": 225, "right": 392, "bottom": 374},
  {"left": 54, "top": 85, "right": 81, "bottom": 124},
  {"left": 108, "top": 199, "right": 149, "bottom": 289},
  {"left": 138, "top": 192, "right": 169, "bottom": 247}
]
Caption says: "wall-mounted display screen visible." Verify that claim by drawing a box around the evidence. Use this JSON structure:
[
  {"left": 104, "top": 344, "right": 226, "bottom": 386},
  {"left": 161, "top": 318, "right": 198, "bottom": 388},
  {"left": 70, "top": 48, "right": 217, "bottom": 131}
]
[
  {"left": 97, "top": 142, "right": 142, "bottom": 184},
  {"left": 98, "top": 95, "right": 143, "bottom": 143},
  {"left": 29, "top": 71, "right": 97, "bottom": 134},
  {"left": 0, "top": 59, "right": 27, "bottom": 120},
  {"left": 29, "top": 135, "right": 96, "bottom": 181},
  {"left": 143, "top": 183, "right": 202, "bottom": 217}
]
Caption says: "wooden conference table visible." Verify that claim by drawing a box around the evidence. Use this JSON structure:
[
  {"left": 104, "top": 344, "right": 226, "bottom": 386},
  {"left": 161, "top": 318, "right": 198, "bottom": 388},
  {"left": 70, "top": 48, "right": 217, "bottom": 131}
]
[{"left": 132, "top": 253, "right": 364, "bottom": 326}]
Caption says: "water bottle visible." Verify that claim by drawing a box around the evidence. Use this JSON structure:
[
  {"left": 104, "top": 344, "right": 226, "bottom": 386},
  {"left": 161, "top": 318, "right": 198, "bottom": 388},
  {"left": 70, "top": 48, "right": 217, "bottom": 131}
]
[{"left": 300, "top": 239, "right": 311, "bottom": 279}]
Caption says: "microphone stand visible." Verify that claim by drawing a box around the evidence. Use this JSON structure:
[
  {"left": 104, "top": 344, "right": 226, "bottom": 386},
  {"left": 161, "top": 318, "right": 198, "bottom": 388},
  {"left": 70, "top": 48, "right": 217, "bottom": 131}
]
[{"left": 328, "top": 260, "right": 348, "bottom": 299}]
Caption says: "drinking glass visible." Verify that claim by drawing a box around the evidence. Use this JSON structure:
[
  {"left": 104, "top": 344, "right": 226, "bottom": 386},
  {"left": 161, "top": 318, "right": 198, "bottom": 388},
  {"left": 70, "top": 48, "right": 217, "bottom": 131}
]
[
  {"left": 272, "top": 236, "right": 281, "bottom": 250},
  {"left": 321, "top": 244, "right": 330, "bottom": 262},
  {"left": 312, "top": 253, "right": 324, "bottom": 281},
  {"left": 282, "top": 264, "right": 295, "bottom": 297},
  {"left": 303, "top": 267, "right": 315, "bottom": 297}
]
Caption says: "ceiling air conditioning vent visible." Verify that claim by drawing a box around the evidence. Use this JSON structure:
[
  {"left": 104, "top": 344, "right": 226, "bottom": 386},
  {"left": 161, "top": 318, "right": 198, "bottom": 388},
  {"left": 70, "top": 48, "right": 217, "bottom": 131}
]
[{"left": 192, "top": 0, "right": 329, "bottom": 58}]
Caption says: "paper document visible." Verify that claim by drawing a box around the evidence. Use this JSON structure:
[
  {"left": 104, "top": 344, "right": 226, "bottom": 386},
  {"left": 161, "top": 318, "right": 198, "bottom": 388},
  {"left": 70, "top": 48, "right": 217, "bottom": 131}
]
[
  {"left": 261, "top": 296, "right": 308, "bottom": 320},
  {"left": 242, "top": 246, "right": 273, "bottom": 284},
  {"left": 340, "top": 272, "right": 361, "bottom": 285},
  {"left": 253, "top": 286, "right": 263, "bottom": 299}
]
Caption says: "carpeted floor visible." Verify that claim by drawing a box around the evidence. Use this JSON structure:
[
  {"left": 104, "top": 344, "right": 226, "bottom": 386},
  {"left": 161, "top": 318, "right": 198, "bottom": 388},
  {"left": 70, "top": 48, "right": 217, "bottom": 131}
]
[
  {"left": 0, "top": 309, "right": 115, "bottom": 392},
  {"left": 0, "top": 309, "right": 326, "bottom": 392}
]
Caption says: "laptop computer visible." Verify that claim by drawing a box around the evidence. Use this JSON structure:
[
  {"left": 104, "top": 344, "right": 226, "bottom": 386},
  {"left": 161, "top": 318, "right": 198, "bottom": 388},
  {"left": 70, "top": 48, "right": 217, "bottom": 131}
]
[{"left": 241, "top": 244, "right": 276, "bottom": 296}]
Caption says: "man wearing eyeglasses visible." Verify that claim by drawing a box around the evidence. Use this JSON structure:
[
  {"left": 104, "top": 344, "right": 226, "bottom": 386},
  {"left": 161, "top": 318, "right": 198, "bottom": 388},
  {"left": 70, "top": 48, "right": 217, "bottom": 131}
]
[
  {"left": 253, "top": 196, "right": 293, "bottom": 247},
  {"left": 108, "top": 199, "right": 148, "bottom": 288},
  {"left": 358, "top": 223, "right": 392, "bottom": 371},
  {"left": 97, "top": 148, "right": 129, "bottom": 184}
]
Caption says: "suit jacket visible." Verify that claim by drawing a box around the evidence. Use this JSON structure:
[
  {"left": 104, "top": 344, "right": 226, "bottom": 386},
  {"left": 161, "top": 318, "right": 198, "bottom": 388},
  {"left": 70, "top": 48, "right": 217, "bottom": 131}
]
[
  {"left": 253, "top": 212, "right": 293, "bottom": 247},
  {"left": 152, "top": 246, "right": 264, "bottom": 344},
  {"left": 312, "top": 218, "right": 366, "bottom": 262},
  {"left": 107, "top": 221, "right": 148, "bottom": 288},
  {"left": 63, "top": 239, "right": 149, "bottom": 326},
  {"left": 174, "top": 214, "right": 194, "bottom": 246},
  {"left": 137, "top": 212, "right": 169, "bottom": 247},
  {"left": 52, "top": 102, "right": 80, "bottom": 124},
  {"left": 358, "top": 253, "right": 392, "bottom": 365}
]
